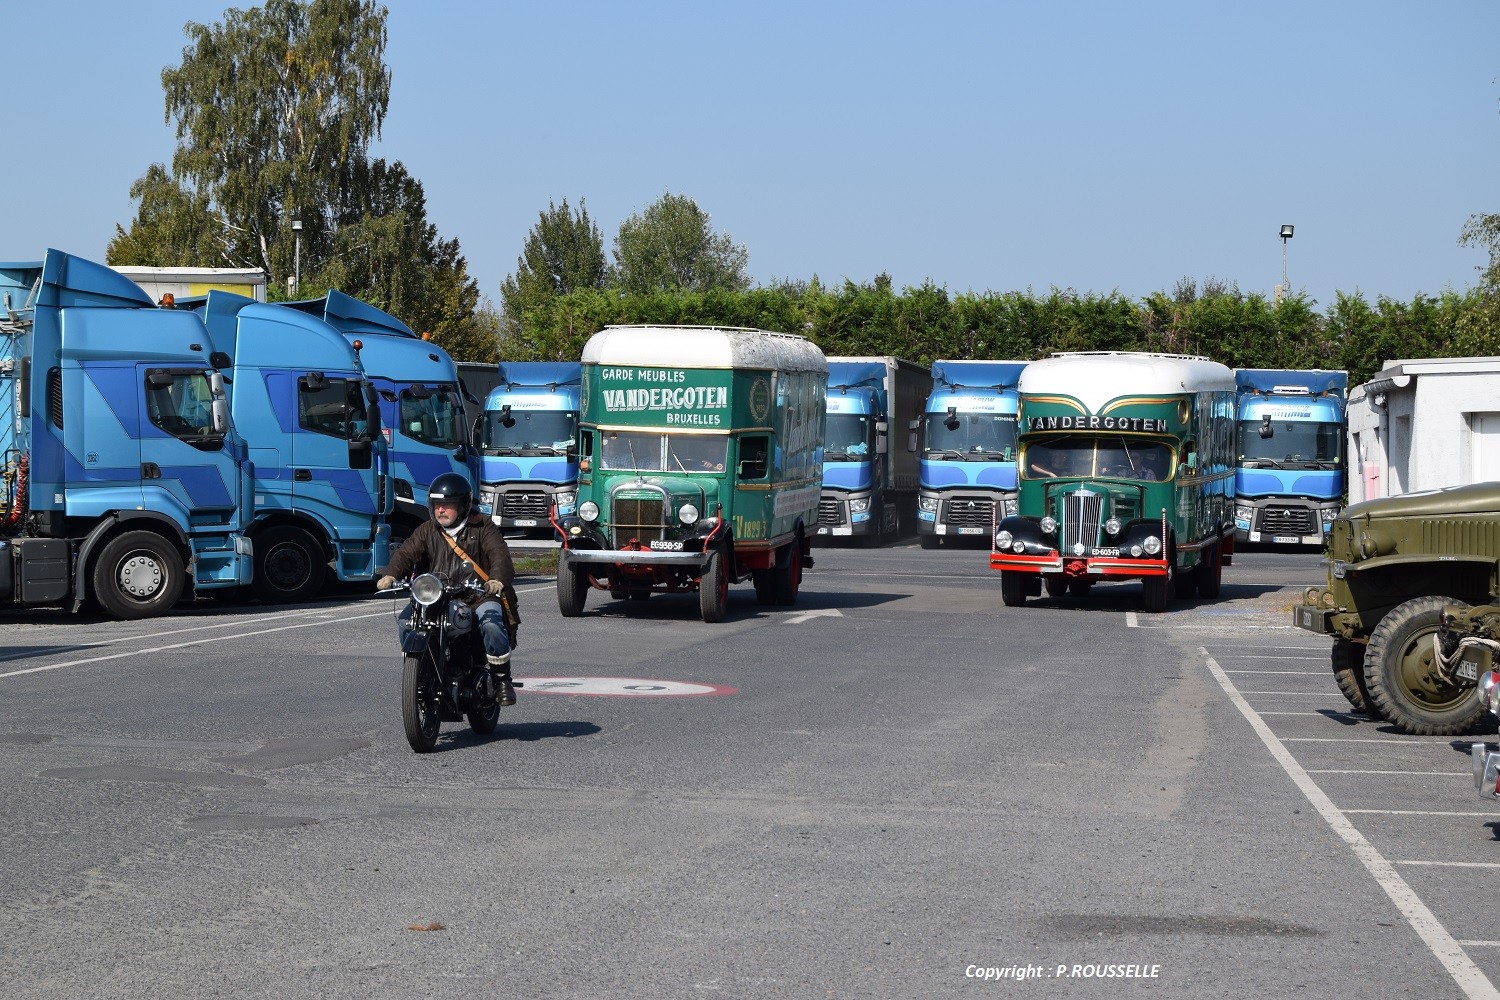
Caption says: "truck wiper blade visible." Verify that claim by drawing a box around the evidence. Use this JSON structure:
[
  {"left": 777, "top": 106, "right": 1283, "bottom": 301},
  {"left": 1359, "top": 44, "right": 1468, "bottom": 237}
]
[{"left": 826, "top": 450, "right": 850, "bottom": 460}]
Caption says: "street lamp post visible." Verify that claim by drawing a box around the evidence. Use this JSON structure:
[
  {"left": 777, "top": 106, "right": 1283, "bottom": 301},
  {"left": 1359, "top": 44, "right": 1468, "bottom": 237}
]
[
  {"left": 1277, "top": 224, "right": 1294, "bottom": 303},
  {"left": 292, "top": 218, "right": 304, "bottom": 296}
]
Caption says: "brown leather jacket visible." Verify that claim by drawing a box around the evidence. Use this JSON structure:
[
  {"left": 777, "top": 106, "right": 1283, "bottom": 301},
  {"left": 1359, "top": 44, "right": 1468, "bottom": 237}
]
[{"left": 380, "top": 510, "right": 514, "bottom": 608}]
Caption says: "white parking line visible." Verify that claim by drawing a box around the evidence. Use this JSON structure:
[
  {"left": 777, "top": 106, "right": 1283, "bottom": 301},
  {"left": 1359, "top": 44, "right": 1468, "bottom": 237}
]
[
  {"left": 1126, "top": 611, "right": 1138, "bottom": 628},
  {"left": 1238, "top": 691, "right": 1350, "bottom": 697},
  {"left": 1258, "top": 711, "right": 1360, "bottom": 716},
  {"left": 1346, "top": 810, "right": 1500, "bottom": 817},
  {"left": 1224, "top": 669, "right": 1326, "bottom": 675},
  {"left": 1284, "top": 737, "right": 1458, "bottom": 745},
  {"left": 1307, "top": 770, "right": 1467, "bottom": 776},
  {"left": 1463, "top": 942, "right": 1500, "bottom": 948},
  {"left": 0, "top": 584, "right": 554, "bottom": 681},
  {"left": 1395, "top": 861, "right": 1500, "bottom": 869},
  {"left": 1233, "top": 655, "right": 1327, "bottom": 660},
  {"left": 1200, "top": 647, "right": 1499, "bottom": 1000}
]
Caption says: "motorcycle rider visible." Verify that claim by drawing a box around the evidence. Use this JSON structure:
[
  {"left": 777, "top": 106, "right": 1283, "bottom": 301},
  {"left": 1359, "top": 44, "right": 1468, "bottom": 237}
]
[{"left": 376, "top": 473, "right": 518, "bottom": 706}]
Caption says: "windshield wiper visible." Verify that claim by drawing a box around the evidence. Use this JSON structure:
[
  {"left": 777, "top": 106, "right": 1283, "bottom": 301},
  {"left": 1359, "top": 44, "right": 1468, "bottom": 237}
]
[
  {"left": 826, "top": 449, "right": 850, "bottom": 460},
  {"left": 1247, "top": 458, "right": 1283, "bottom": 469},
  {"left": 487, "top": 445, "right": 520, "bottom": 456}
]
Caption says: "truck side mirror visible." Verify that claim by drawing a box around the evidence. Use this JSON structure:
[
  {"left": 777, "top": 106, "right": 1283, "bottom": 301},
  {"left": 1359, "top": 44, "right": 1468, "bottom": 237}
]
[
  {"left": 349, "top": 437, "right": 372, "bottom": 469},
  {"left": 209, "top": 371, "right": 229, "bottom": 434}
]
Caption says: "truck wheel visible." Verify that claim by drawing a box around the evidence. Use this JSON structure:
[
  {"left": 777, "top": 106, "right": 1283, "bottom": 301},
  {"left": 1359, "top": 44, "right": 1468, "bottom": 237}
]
[
  {"left": 773, "top": 545, "right": 802, "bottom": 606},
  {"left": 556, "top": 551, "right": 589, "bottom": 617},
  {"left": 1332, "top": 637, "right": 1373, "bottom": 716},
  {"left": 1173, "top": 552, "right": 1197, "bottom": 598},
  {"left": 1140, "top": 569, "right": 1171, "bottom": 613},
  {"left": 251, "top": 525, "right": 326, "bottom": 604},
  {"left": 699, "top": 549, "right": 729, "bottom": 623},
  {"left": 1044, "top": 576, "right": 1068, "bottom": 598},
  {"left": 1196, "top": 540, "right": 1222, "bottom": 598},
  {"left": 1364, "top": 596, "right": 1484, "bottom": 735},
  {"left": 1000, "top": 571, "right": 1028, "bottom": 607},
  {"left": 752, "top": 569, "right": 776, "bottom": 605},
  {"left": 91, "top": 530, "right": 185, "bottom": 620},
  {"left": 919, "top": 535, "right": 942, "bottom": 550},
  {"left": 1068, "top": 579, "right": 1093, "bottom": 597}
]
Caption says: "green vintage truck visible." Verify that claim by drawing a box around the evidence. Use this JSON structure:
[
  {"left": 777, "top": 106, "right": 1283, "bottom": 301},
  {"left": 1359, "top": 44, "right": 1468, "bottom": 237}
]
[
  {"left": 1293, "top": 482, "right": 1500, "bottom": 734},
  {"left": 553, "top": 325, "right": 827, "bottom": 622}
]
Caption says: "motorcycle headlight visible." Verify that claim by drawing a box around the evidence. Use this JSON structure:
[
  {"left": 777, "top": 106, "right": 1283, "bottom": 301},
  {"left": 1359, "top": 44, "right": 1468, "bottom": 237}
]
[
  {"left": 996, "top": 530, "right": 1013, "bottom": 549},
  {"left": 1104, "top": 518, "right": 1122, "bottom": 536},
  {"left": 849, "top": 497, "right": 871, "bottom": 514},
  {"left": 918, "top": 495, "right": 938, "bottom": 512},
  {"left": 579, "top": 501, "right": 599, "bottom": 522},
  {"left": 411, "top": 573, "right": 444, "bottom": 607},
  {"left": 1039, "top": 516, "right": 1057, "bottom": 535},
  {"left": 1142, "top": 535, "right": 1162, "bottom": 556},
  {"left": 679, "top": 503, "right": 700, "bottom": 525}
]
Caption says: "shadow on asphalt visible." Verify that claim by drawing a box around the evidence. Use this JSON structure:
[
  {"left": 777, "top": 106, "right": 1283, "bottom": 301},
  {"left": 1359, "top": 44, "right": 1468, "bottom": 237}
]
[{"left": 432, "top": 720, "right": 603, "bottom": 752}]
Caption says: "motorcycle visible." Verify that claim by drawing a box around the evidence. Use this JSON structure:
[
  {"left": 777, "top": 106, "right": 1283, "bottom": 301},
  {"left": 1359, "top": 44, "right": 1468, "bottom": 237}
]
[{"left": 391, "top": 572, "right": 518, "bottom": 753}]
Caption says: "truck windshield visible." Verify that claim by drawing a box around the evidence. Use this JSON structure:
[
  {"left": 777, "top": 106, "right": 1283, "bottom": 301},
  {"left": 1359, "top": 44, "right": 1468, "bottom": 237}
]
[
  {"left": 481, "top": 410, "right": 577, "bottom": 456},
  {"left": 398, "top": 388, "right": 462, "bottom": 448},
  {"left": 923, "top": 412, "right": 1016, "bottom": 460},
  {"left": 825, "top": 414, "right": 871, "bottom": 461},
  {"left": 1024, "top": 436, "right": 1174, "bottom": 482},
  {"left": 599, "top": 430, "right": 726, "bottom": 473},
  {"left": 1238, "top": 420, "right": 1342, "bottom": 469}
]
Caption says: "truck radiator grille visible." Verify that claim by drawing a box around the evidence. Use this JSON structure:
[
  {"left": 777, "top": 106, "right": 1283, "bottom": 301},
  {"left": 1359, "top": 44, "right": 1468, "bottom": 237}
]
[
  {"left": 1062, "top": 490, "right": 1102, "bottom": 551},
  {"left": 1422, "top": 519, "right": 1499, "bottom": 557},
  {"left": 943, "top": 496, "right": 994, "bottom": 527},
  {"left": 612, "top": 494, "right": 665, "bottom": 546},
  {"left": 818, "top": 498, "right": 844, "bottom": 527},
  {"left": 501, "top": 490, "right": 550, "bottom": 519},
  {"left": 1260, "top": 506, "right": 1315, "bottom": 535}
]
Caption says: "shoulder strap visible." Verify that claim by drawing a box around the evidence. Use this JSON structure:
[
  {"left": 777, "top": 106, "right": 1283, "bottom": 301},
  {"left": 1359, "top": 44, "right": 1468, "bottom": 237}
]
[{"left": 439, "top": 530, "right": 491, "bottom": 584}]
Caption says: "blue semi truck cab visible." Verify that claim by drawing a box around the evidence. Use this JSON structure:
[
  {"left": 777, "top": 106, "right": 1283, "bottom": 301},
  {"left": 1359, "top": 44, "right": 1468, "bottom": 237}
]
[
  {"left": 910, "top": 359, "right": 1026, "bottom": 549},
  {"left": 1233, "top": 368, "right": 1348, "bottom": 546},
  {"left": 285, "top": 291, "right": 469, "bottom": 548},
  {"left": 817, "top": 357, "right": 931, "bottom": 542},
  {"left": 476, "top": 362, "right": 581, "bottom": 534},
  {"left": 0, "top": 249, "right": 253, "bottom": 619},
  {"left": 190, "top": 290, "right": 391, "bottom": 602}
]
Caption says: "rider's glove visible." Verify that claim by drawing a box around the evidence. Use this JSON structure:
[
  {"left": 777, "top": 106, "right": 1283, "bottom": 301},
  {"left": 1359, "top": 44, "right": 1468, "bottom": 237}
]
[
  {"left": 484, "top": 578, "right": 504, "bottom": 596},
  {"left": 376, "top": 575, "right": 396, "bottom": 591}
]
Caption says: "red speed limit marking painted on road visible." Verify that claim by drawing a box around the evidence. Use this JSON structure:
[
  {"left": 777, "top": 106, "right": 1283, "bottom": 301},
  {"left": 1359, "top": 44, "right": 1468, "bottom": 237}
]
[{"left": 518, "top": 677, "right": 737, "bottom": 697}]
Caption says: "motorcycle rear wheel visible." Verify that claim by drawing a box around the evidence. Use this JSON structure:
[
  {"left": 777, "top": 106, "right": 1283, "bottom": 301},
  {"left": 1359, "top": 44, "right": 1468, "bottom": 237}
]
[
  {"left": 468, "top": 679, "right": 500, "bottom": 736},
  {"left": 402, "top": 652, "right": 442, "bottom": 753}
]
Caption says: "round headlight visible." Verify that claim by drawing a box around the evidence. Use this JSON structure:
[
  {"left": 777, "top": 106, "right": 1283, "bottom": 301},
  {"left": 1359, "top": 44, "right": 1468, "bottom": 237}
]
[
  {"left": 411, "top": 573, "right": 444, "bottom": 607},
  {"left": 1072, "top": 543, "right": 1086, "bottom": 556},
  {"left": 996, "top": 530, "right": 1014, "bottom": 549},
  {"left": 1142, "top": 535, "right": 1162, "bottom": 556},
  {"left": 1039, "top": 516, "right": 1057, "bottom": 535},
  {"left": 579, "top": 501, "right": 599, "bottom": 522},
  {"left": 1129, "top": 544, "right": 1143, "bottom": 557},
  {"left": 679, "top": 503, "right": 700, "bottom": 525},
  {"left": 1104, "top": 518, "right": 1122, "bottom": 536},
  {"left": 1482, "top": 671, "right": 1500, "bottom": 712},
  {"left": 1012, "top": 540, "right": 1025, "bottom": 554}
]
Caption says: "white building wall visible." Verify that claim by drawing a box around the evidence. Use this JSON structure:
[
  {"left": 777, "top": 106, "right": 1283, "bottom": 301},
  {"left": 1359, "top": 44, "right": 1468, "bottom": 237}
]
[{"left": 1348, "top": 358, "right": 1500, "bottom": 502}]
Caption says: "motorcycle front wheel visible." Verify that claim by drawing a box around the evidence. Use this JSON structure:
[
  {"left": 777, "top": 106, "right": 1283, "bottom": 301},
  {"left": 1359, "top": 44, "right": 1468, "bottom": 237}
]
[
  {"left": 402, "top": 652, "right": 442, "bottom": 753},
  {"left": 468, "top": 678, "right": 500, "bottom": 736}
]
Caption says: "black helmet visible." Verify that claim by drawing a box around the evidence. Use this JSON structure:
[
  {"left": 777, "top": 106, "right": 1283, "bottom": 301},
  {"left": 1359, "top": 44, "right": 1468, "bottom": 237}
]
[{"left": 427, "top": 472, "right": 474, "bottom": 519}]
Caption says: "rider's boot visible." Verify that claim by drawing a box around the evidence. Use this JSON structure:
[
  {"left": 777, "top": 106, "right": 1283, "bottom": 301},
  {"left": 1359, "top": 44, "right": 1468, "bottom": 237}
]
[{"left": 487, "top": 653, "right": 515, "bottom": 707}]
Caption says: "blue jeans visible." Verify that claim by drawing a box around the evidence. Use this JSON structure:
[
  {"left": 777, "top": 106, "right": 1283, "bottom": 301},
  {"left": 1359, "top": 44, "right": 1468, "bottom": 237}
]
[{"left": 398, "top": 598, "right": 510, "bottom": 665}]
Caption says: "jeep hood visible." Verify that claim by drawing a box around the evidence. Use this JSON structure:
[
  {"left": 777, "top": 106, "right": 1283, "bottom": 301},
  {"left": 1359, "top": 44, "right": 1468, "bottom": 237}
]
[{"left": 1345, "top": 481, "right": 1500, "bottom": 521}]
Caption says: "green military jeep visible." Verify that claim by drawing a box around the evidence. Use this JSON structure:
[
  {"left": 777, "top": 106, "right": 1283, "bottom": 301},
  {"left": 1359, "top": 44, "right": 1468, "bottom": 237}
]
[{"left": 1294, "top": 482, "right": 1499, "bottom": 735}]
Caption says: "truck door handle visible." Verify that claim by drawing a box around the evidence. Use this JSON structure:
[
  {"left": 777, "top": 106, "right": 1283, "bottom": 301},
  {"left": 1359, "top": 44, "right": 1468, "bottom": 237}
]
[
  {"left": 141, "top": 462, "right": 161, "bottom": 479},
  {"left": 294, "top": 469, "right": 312, "bottom": 481}
]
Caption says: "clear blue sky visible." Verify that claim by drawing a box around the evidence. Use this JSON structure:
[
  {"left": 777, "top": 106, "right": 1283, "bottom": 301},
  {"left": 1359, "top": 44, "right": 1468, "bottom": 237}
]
[{"left": 10, "top": 1, "right": 1499, "bottom": 312}]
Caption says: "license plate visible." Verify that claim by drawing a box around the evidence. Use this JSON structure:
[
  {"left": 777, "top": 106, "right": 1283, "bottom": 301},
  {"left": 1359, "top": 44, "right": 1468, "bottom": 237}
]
[
  {"left": 649, "top": 539, "right": 684, "bottom": 551},
  {"left": 956, "top": 527, "right": 984, "bottom": 535},
  {"left": 1273, "top": 535, "right": 1299, "bottom": 544},
  {"left": 1458, "top": 661, "right": 1479, "bottom": 682},
  {"left": 513, "top": 518, "right": 537, "bottom": 527}
]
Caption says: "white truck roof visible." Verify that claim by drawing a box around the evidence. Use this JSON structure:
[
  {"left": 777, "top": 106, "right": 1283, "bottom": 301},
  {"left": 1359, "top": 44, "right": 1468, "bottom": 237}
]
[
  {"left": 1020, "top": 352, "right": 1235, "bottom": 412},
  {"left": 583, "top": 325, "right": 827, "bottom": 374}
]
